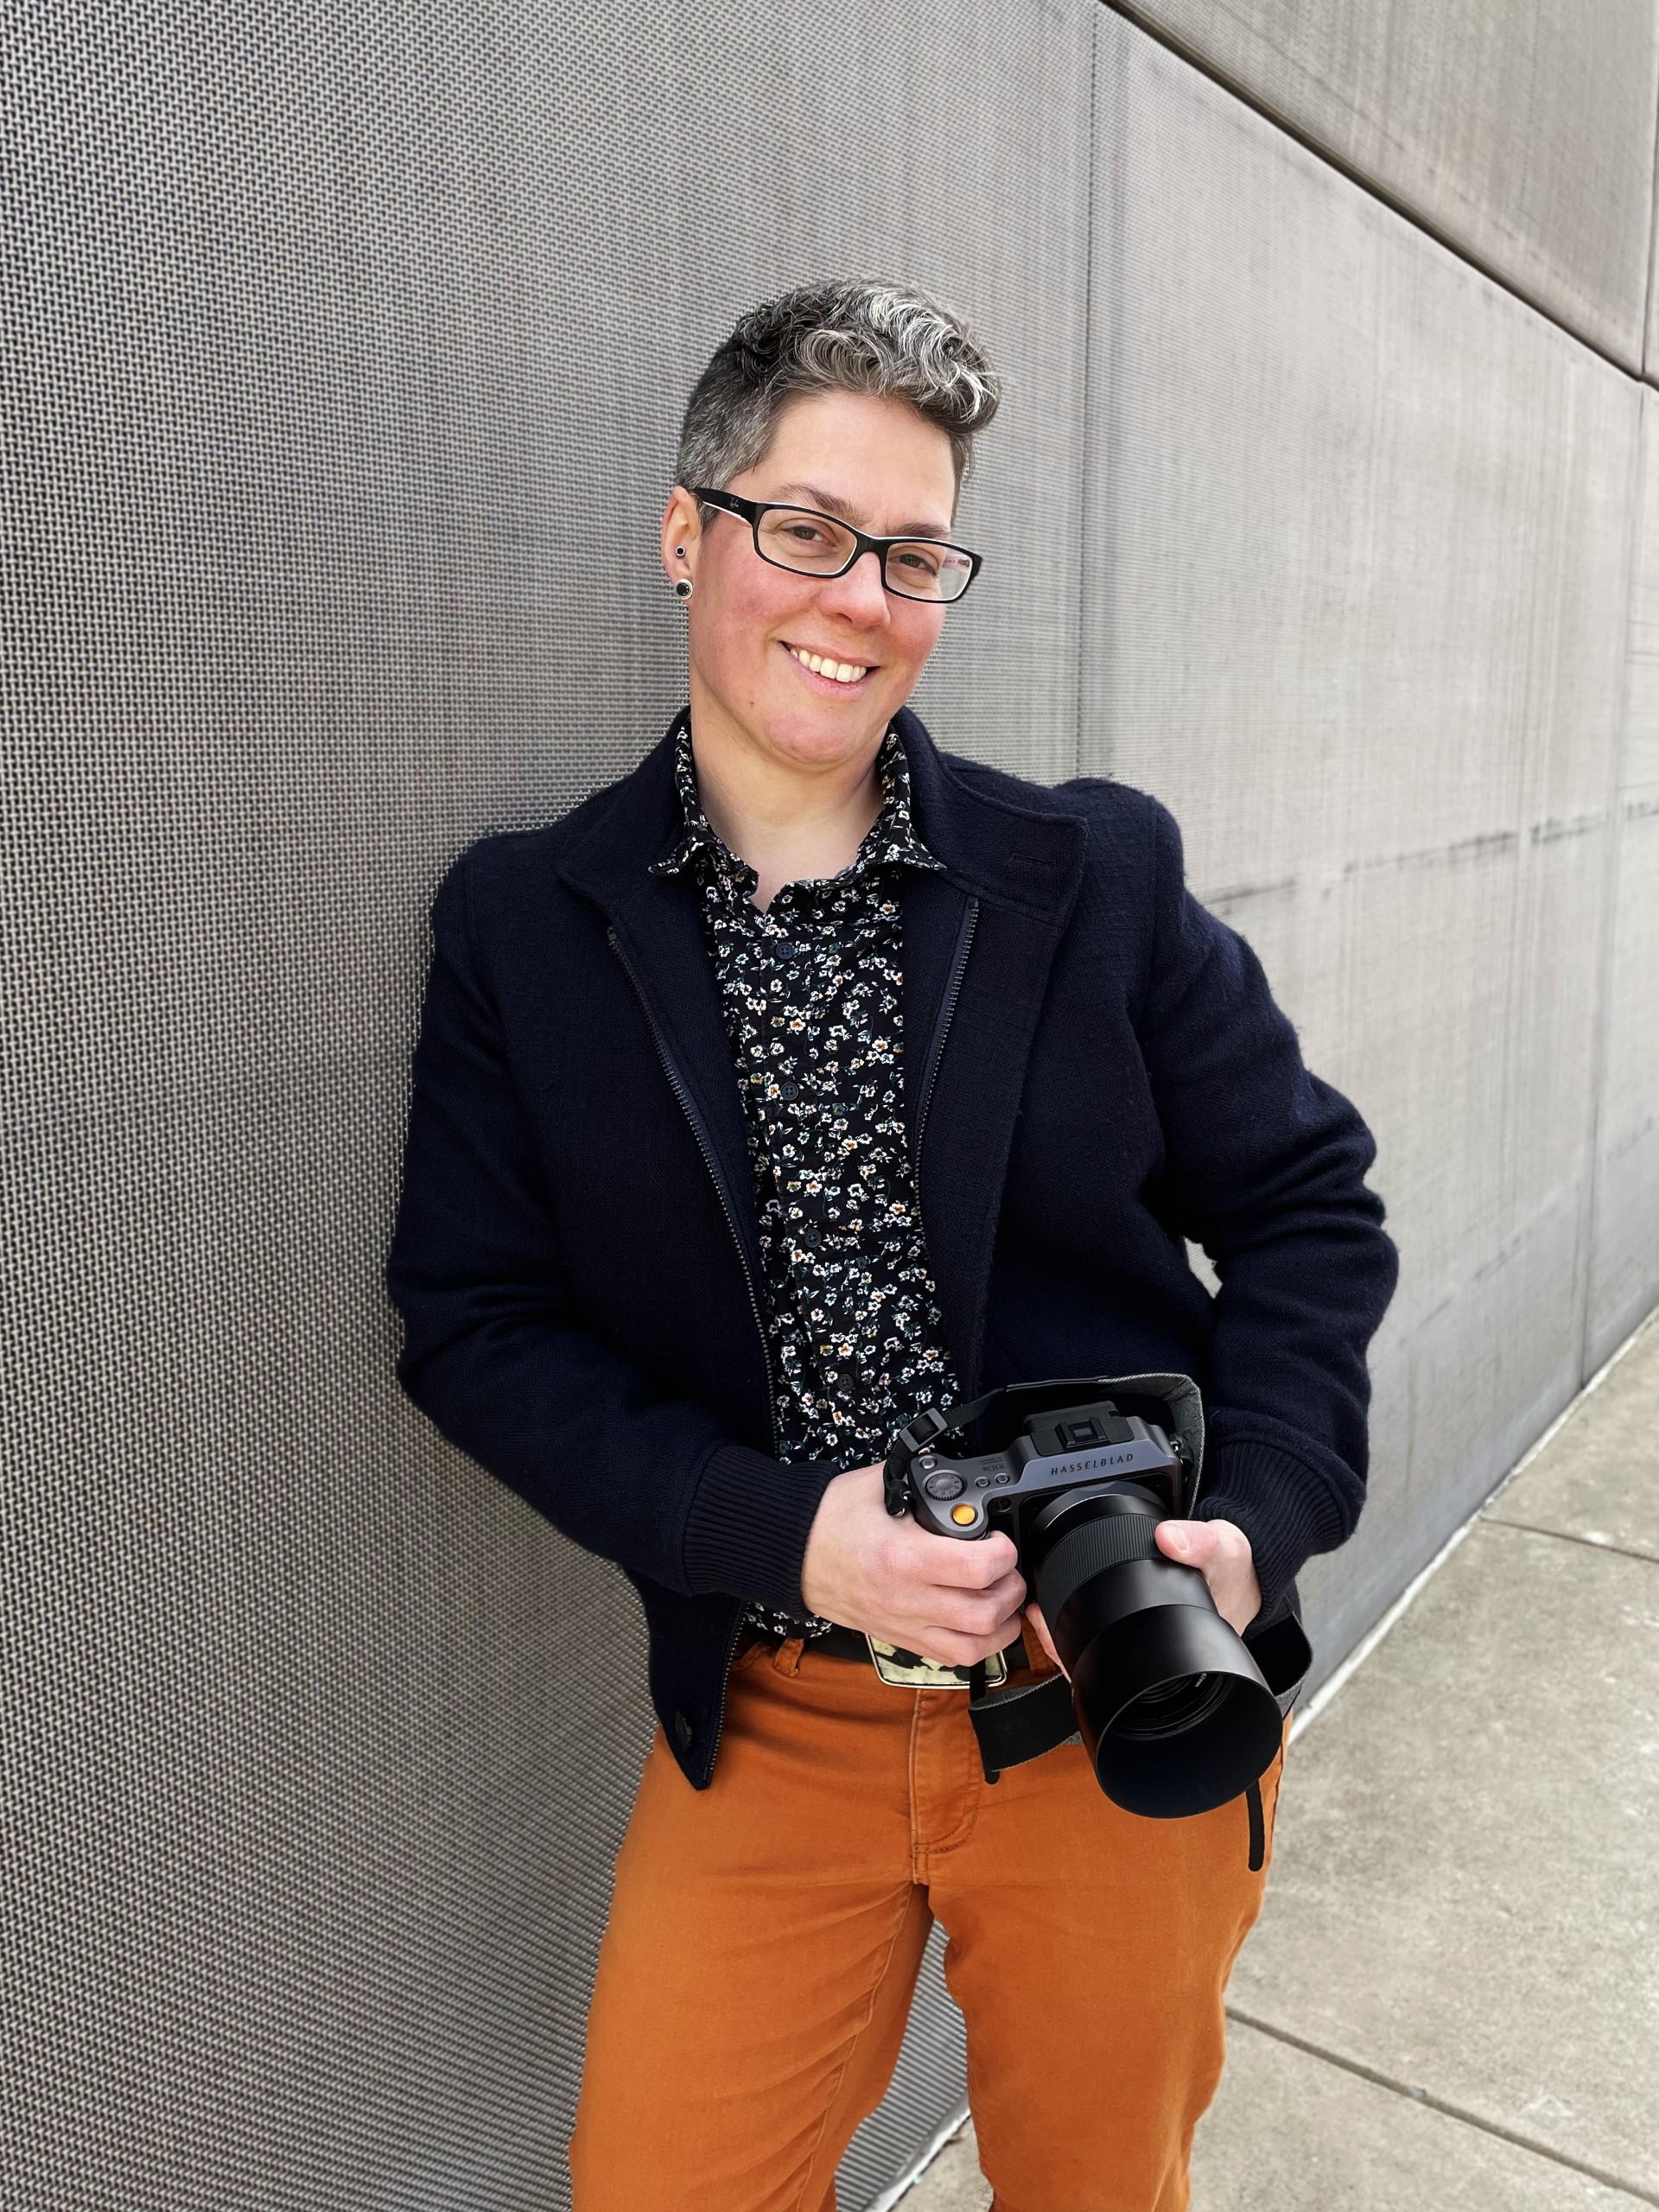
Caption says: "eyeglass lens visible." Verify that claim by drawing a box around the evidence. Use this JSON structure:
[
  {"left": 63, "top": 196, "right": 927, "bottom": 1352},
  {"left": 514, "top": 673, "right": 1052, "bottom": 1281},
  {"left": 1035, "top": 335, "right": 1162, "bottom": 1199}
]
[{"left": 754, "top": 506, "right": 973, "bottom": 602}]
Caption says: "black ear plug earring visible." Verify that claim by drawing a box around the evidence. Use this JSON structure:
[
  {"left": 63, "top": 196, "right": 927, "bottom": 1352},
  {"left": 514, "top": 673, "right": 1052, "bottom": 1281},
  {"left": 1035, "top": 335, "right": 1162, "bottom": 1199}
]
[{"left": 672, "top": 548, "right": 692, "bottom": 601}]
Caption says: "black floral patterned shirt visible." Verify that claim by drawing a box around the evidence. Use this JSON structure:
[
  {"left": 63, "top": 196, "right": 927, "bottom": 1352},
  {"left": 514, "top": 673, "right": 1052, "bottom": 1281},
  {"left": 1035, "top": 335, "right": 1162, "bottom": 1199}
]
[{"left": 652, "top": 722, "right": 961, "bottom": 1637}]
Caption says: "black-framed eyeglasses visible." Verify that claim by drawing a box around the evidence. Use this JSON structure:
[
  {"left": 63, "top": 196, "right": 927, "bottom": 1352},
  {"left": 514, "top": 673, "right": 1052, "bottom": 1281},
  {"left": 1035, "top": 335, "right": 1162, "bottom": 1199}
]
[{"left": 692, "top": 486, "right": 982, "bottom": 605}]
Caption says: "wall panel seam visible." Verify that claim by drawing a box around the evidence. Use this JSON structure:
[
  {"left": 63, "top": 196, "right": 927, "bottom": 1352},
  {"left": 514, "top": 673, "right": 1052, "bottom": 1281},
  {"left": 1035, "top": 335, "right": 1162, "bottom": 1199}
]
[
  {"left": 1099, "top": 0, "right": 1649, "bottom": 385},
  {"left": 1072, "top": 17, "right": 1102, "bottom": 786},
  {"left": 1578, "top": 393, "right": 1651, "bottom": 1385}
]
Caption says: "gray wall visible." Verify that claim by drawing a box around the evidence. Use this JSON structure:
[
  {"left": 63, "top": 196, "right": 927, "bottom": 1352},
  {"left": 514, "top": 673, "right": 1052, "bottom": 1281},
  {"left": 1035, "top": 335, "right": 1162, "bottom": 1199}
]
[
  {"left": 2, "top": 2, "right": 1655, "bottom": 2207},
  {"left": 1590, "top": 389, "right": 1659, "bottom": 1370},
  {"left": 1113, "top": 0, "right": 1659, "bottom": 367},
  {"left": 1086, "top": 14, "right": 1646, "bottom": 1663}
]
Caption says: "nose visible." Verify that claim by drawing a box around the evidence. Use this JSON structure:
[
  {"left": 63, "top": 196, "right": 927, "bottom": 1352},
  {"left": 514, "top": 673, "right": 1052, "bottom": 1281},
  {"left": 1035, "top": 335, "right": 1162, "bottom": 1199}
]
[{"left": 817, "top": 547, "right": 892, "bottom": 628}]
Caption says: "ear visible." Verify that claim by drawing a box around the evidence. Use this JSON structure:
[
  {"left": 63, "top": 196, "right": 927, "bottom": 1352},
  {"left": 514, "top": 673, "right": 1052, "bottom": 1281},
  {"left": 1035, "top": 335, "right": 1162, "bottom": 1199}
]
[{"left": 660, "top": 485, "right": 703, "bottom": 585}]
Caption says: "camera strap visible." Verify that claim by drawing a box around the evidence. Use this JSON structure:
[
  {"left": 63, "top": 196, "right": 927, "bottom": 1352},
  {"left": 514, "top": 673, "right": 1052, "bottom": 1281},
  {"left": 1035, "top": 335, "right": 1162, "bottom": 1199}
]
[
  {"left": 1245, "top": 1780, "right": 1267, "bottom": 1872},
  {"left": 968, "top": 1664, "right": 1080, "bottom": 1783}
]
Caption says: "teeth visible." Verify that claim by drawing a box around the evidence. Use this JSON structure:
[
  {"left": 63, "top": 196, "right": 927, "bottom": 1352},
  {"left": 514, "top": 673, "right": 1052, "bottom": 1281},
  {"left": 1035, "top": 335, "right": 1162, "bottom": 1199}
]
[{"left": 789, "top": 645, "right": 868, "bottom": 683}]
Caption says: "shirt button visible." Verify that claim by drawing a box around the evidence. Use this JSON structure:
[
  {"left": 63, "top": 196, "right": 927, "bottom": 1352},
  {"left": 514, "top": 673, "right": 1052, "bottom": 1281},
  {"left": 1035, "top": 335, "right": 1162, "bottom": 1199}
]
[{"left": 673, "top": 1709, "right": 695, "bottom": 1752}]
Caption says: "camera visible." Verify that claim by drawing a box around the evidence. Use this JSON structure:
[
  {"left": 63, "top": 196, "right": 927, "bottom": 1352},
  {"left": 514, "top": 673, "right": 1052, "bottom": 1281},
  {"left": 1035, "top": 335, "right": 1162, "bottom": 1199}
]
[{"left": 885, "top": 1378, "right": 1293, "bottom": 1820}]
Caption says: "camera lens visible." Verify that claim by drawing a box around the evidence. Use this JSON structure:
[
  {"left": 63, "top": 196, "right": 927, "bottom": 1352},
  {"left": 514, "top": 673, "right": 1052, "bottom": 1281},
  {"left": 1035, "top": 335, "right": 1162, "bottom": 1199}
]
[
  {"left": 1110, "top": 1670, "right": 1232, "bottom": 1740},
  {"left": 1026, "top": 1484, "right": 1284, "bottom": 1817}
]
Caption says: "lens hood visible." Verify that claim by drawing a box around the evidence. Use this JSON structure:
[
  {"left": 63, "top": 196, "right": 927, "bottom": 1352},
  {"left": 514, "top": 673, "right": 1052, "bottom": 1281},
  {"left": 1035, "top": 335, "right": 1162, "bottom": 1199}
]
[
  {"left": 1030, "top": 1494, "right": 1285, "bottom": 1817},
  {"left": 1071, "top": 1600, "right": 1284, "bottom": 1818}
]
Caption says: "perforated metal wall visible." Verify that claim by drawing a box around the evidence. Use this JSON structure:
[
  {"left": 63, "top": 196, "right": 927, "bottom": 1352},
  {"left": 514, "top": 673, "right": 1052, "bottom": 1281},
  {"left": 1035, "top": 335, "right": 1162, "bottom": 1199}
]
[
  {"left": 3, "top": 2, "right": 1656, "bottom": 2207},
  {"left": 0, "top": 2, "right": 1090, "bottom": 2203}
]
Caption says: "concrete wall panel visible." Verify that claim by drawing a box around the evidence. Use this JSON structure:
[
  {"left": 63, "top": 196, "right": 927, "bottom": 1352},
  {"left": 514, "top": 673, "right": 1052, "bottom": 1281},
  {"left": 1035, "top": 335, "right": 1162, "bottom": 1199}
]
[
  {"left": 0, "top": 3, "right": 1096, "bottom": 2203},
  {"left": 1587, "top": 391, "right": 1659, "bottom": 1364},
  {"left": 1112, "top": 0, "right": 1659, "bottom": 368},
  {"left": 1084, "top": 16, "right": 1643, "bottom": 1669}
]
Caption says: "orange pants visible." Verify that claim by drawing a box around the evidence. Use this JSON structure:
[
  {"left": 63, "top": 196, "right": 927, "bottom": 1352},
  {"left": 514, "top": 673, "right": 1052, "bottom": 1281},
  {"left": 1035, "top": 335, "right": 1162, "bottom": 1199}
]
[{"left": 569, "top": 1634, "right": 1286, "bottom": 2212}]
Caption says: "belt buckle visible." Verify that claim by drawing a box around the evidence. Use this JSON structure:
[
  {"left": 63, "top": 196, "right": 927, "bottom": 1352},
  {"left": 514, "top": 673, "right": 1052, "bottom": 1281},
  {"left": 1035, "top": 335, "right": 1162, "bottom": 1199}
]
[{"left": 865, "top": 1636, "right": 1009, "bottom": 1690}]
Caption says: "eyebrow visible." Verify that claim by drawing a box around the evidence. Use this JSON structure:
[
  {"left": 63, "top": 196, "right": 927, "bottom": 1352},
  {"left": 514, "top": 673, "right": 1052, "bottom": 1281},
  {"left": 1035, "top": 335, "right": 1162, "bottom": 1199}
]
[{"left": 770, "top": 481, "right": 955, "bottom": 539}]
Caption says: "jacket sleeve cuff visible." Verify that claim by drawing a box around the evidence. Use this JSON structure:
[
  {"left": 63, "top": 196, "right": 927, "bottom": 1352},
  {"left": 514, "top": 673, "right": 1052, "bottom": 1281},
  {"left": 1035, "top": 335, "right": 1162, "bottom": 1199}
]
[
  {"left": 681, "top": 1442, "right": 843, "bottom": 1616},
  {"left": 1196, "top": 1431, "right": 1358, "bottom": 1620}
]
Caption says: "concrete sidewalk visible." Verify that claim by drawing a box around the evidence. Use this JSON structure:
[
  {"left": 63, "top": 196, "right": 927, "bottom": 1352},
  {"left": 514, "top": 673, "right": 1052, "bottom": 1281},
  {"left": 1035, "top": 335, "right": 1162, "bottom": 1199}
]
[{"left": 898, "top": 1312, "right": 1659, "bottom": 2210}]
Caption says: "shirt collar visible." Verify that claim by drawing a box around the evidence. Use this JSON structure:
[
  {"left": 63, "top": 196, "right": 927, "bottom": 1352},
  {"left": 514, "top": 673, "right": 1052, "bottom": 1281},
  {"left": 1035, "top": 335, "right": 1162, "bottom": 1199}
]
[{"left": 650, "top": 720, "right": 945, "bottom": 893}]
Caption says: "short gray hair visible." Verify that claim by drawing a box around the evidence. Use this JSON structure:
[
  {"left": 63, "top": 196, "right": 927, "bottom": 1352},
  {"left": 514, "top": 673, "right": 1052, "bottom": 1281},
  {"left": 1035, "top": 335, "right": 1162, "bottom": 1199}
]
[{"left": 675, "top": 278, "right": 1001, "bottom": 500}]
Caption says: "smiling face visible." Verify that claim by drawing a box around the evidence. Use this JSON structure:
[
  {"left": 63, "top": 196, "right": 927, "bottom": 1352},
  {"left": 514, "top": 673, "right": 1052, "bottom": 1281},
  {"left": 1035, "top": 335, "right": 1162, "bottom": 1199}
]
[{"left": 661, "top": 388, "right": 958, "bottom": 787}]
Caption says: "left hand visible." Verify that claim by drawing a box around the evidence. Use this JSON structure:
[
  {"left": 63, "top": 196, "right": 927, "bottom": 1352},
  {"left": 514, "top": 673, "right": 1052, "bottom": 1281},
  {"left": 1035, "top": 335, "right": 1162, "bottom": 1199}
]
[{"left": 1025, "top": 1516, "right": 1261, "bottom": 1674}]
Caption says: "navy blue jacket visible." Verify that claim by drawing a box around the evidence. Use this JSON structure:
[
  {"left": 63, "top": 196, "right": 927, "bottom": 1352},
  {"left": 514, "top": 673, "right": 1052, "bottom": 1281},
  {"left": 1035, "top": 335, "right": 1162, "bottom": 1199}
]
[{"left": 387, "top": 711, "right": 1397, "bottom": 1786}]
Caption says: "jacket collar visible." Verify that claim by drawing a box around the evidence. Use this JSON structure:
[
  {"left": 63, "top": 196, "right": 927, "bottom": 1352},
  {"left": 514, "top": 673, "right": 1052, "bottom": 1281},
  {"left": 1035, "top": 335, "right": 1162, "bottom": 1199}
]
[
  {"left": 556, "top": 705, "right": 1085, "bottom": 927},
  {"left": 649, "top": 718, "right": 944, "bottom": 894},
  {"left": 890, "top": 706, "right": 1087, "bottom": 920}
]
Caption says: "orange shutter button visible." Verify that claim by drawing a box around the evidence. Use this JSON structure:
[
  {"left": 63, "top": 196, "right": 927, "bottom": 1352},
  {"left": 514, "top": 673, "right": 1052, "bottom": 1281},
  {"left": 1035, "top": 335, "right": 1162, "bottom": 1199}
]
[{"left": 950, "top": 1503, "right": 978, "bottom": 1527}]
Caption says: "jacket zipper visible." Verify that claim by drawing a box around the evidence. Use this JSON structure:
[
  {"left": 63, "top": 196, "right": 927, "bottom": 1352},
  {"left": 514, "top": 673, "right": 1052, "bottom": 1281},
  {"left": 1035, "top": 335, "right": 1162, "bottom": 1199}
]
[
  {"left": 914, "top": 897, "right": 979, "bottom": 1172},
  {"left": 608, "top": 927, "right": 771, "bottom": 1774}
]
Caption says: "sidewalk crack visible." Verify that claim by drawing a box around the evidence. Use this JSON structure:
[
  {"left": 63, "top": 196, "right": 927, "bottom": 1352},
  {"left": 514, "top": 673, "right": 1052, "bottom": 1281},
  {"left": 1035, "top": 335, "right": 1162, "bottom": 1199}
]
[
  {"left": 1225, "top": 2007, "right": 1659, "bottom": 2206},
  {"left": 1480, "top": 1516, "right": 1659, "bottom": 1571}
]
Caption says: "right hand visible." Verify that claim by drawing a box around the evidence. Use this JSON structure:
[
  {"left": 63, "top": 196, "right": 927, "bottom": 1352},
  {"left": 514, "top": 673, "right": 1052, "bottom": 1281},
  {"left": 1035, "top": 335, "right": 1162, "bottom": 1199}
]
[{"left": 799, "top": 1463, "right": 1027, "bottom": 1668}]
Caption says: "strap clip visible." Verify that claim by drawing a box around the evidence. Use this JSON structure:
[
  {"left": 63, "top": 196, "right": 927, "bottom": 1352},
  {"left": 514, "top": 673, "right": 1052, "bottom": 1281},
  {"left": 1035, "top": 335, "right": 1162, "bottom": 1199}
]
[{"left": 883, "top": 1405, "right": 950, "bottom": 1514}]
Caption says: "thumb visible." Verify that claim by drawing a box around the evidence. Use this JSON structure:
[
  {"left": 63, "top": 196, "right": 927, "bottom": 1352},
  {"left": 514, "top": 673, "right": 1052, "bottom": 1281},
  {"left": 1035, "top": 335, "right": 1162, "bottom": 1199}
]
[{"left": 1156, "top": 1518, "right": 1217, "bottom": 1566}]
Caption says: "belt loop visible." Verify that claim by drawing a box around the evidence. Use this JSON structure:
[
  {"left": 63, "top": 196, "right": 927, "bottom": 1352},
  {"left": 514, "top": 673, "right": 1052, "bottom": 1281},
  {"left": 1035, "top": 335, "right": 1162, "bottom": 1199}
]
[{"left": 772, "top": 1637, "right": 805, "bottom": 1678}]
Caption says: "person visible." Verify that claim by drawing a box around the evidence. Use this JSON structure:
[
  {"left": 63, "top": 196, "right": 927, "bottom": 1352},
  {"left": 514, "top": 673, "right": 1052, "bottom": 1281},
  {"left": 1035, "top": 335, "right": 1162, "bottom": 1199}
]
[{"left": 387, "top": 277, "right": 1398, "bottom": 2211}]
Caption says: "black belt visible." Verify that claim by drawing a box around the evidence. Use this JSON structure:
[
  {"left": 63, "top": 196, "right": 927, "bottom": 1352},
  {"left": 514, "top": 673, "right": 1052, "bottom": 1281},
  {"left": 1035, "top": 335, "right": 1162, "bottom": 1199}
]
[
  {"left": 803, "top": 1624, "right": 883, "bottom": 1664},
  {"left": 741, "top": 1623, "right": 871, "bottom": 1663},
  {"left": 745, "top": 1623, "right": 1080, "bottom": 1780}
]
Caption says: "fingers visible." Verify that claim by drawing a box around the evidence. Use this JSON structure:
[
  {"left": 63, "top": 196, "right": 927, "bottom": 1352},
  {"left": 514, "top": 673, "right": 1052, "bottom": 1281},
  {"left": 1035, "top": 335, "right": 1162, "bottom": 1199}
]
[
  {"left": 912, "top": 1619, "right": 1024, "bottom": 1669},
  {"left": 906, "top": 1566, "right": 1027, "bottom": 1668},
  {"left": 922, "top": 1565, "right": 1027, "bottom": 1638},
  {"left": 899, "top": 1522, "right": 1020, "bottom": 1589},
  {"left": 913, "top": 1638, "right": 989, "bottom": 1669},
  {"left": 842, "top": 1523, "right": 1019, "bottom": 1665}
]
